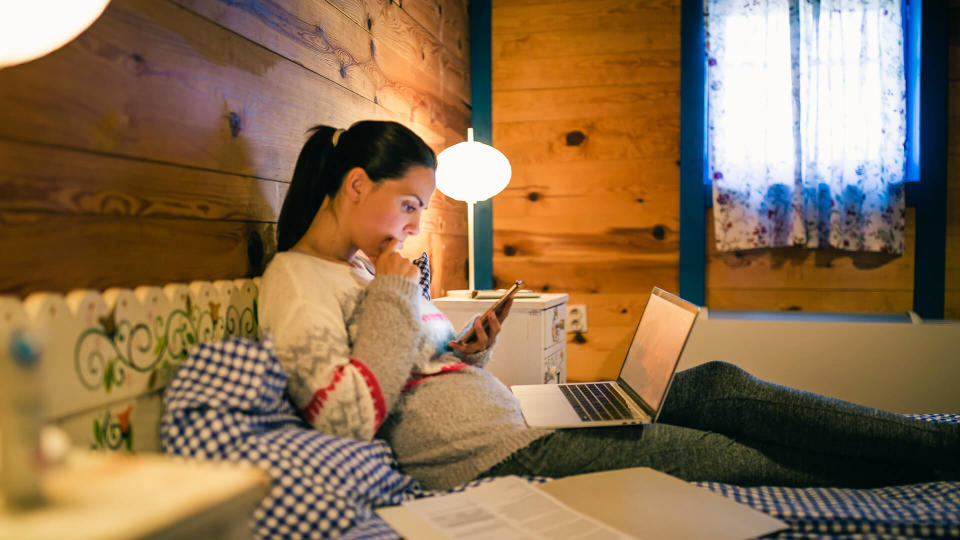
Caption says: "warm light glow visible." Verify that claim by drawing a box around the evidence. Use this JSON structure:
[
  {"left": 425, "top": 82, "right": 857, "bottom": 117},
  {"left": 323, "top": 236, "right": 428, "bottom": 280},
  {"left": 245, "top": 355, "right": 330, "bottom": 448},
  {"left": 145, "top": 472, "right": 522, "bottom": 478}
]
[
  {"left": 435, "top": 129, "right": 512, "bottom": 203},
  {"left": 0, "top": 1, "right": 112, "bottom": 69},
  {"left": 435, "top": 129, "right": 512, "bottom": 291}
]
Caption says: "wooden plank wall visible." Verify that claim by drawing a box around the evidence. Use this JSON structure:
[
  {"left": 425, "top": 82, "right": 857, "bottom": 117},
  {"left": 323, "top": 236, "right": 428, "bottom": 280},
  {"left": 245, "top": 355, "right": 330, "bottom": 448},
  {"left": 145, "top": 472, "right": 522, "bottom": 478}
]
[
  {"left": 491, "top": 0, "right": 683, "bottom": 382},
  {"left": 0, "top": 0, "right": 471, "bottom": 299},
  {"left": 492, "top": 0, "right": 960, "bottom": 383},
  {"left": 705, "top": 209, "right": 917, "bottom": 313}
]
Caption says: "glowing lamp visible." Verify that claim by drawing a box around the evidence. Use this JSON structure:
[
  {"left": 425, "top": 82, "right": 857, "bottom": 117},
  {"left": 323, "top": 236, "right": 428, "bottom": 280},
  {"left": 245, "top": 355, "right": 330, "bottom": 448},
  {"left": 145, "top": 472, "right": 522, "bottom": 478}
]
[
  {"left": 435, "top": 128, "right": 512, "bottom": 291},
  {"left": 0, "top": 1, "right": 112, "bottom": 69}
]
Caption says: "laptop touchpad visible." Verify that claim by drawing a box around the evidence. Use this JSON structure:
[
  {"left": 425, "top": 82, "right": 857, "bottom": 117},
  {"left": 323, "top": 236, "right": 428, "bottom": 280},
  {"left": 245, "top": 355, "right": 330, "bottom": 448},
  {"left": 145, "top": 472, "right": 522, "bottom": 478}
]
[{"left": 513, "top": 385, "right": 581, "bottom": 426}]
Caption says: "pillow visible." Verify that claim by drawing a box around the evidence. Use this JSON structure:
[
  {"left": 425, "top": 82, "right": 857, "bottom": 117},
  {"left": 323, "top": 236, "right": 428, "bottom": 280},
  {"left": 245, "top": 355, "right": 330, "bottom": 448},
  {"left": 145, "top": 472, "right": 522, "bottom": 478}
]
[
  {"left": 413, "top": 251, "right": 430, "bottom": 300},
  {"left": 161, "top": 337, "right": 419, "bottom": 539}
]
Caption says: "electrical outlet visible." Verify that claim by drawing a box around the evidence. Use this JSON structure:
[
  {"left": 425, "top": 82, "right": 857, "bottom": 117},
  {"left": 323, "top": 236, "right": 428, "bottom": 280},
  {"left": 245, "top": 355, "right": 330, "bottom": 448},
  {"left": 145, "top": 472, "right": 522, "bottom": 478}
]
[{"left": 566, "top": 304, "right": 588, "bottom": 333}]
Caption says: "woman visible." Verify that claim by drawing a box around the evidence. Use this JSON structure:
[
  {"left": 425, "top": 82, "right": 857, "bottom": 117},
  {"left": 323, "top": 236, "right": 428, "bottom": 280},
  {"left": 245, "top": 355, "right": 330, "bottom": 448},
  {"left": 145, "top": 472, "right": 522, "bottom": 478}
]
[{"left": 258, "top": 120, "right": 959, "bottom": 491}]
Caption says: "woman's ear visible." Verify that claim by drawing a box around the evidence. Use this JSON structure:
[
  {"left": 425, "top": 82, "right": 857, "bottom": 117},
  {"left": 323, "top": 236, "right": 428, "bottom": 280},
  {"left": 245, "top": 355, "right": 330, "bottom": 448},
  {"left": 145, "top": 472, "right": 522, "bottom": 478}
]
[{"left": 343, "top": 167, "right": 370, "bottom": 202}]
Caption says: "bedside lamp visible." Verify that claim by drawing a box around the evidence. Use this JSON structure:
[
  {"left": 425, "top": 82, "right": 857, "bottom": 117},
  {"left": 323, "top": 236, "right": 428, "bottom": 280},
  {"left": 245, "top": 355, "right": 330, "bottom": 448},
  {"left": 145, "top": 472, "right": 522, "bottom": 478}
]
[
  {"left": 435, "top": 128, "right": 512, "bottom": 292},
  {"left": 0, "top": 1, "right": 111, "bottom": 69}
]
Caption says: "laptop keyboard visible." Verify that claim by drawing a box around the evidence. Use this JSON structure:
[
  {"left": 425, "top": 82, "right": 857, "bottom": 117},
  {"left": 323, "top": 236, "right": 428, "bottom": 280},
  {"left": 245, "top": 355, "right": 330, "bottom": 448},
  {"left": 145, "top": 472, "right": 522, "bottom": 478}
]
[{"left": 559, "top": 382, "right": 636, "bottom": 422}]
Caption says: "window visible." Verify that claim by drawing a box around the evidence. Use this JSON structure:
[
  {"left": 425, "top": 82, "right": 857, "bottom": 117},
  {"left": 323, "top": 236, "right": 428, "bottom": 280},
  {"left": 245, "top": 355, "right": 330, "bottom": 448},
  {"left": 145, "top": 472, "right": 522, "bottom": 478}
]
[{"left": 704, "top": 0, "right": 912, "bottom": 253}]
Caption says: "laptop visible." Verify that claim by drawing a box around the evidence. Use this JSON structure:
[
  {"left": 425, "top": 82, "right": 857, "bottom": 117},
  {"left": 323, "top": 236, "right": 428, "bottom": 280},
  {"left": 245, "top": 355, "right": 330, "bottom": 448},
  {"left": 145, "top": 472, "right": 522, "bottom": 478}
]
[{"left": 511, "top": 287, "right": 700, "bottom": 429}]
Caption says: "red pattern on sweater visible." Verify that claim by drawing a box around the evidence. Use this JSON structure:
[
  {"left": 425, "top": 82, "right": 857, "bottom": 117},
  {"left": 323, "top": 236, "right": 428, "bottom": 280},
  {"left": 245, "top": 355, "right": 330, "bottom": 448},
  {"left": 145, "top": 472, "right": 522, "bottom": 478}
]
[
  {"left": 300, "top": 358, "right": 387, "bottom": 430},
  {"left": 402, "top": 362, "right": 469, "bottom": 392}
]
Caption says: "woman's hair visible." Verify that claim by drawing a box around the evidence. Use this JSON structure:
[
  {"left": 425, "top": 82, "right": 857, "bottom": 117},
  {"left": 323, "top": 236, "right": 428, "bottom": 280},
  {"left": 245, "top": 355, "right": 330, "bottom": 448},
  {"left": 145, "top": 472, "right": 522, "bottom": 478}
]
[{"left": 277, "top": 120, "right": 436, "bottom": 252}]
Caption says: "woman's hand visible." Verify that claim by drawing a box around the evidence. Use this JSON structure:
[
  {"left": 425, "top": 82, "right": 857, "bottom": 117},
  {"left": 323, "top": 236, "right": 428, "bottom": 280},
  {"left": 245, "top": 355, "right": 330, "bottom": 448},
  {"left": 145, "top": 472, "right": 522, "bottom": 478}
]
[
  {"left": 375, "top": 238, "right": 419, "bottom": 280},
  {"left": 449, "top": 297, "right": 513, "bottom": 355}
]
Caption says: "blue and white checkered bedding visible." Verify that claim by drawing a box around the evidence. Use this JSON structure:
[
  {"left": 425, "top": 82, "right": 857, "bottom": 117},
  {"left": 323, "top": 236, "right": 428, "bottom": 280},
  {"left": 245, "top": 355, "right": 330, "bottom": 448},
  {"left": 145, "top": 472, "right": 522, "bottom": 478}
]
[{"left": 161, "top": 338, "right": 960, "bottom": 539}]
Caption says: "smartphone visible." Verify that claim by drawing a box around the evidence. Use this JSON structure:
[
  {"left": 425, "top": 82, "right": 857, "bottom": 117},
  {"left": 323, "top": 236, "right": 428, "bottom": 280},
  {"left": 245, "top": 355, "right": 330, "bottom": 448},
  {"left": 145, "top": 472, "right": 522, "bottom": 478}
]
[{"left": 457, "top": 280, "right": 523, "bottom": 345}]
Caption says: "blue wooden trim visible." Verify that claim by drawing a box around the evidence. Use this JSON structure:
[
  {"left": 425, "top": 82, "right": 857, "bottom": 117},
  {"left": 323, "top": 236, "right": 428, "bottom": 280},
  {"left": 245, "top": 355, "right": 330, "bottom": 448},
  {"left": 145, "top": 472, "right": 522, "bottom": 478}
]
[
  {"left": 469, "top": 0, "right": 494, "bottom": 289},
  {"left": 914, "top": 0, "right": 947, "bottom": 318},
  {"left": 679, "top": 0, "right": 706, "bottom": 305},
  {"left": 904, "top": 0, "right": 921, "bottom": 182},
  {"left": 905, "top": 180, "right": 919, "bottom": 206},
  {"left": 473, "top": 199, "right": 493, "bottom": 289}
]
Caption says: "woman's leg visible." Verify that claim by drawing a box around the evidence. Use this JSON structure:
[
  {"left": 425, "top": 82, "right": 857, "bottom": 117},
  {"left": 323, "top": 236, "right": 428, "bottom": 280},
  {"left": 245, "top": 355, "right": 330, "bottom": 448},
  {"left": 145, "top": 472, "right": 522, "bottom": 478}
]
[
  {"left": 481, "top": 361, "right": 958, "bottom": 487},
  {"left": 659, "top": 361, "right": 960, "bottom": 477},
  {"left": 482, "top": 422, "right": 939, "bottom": 487}
]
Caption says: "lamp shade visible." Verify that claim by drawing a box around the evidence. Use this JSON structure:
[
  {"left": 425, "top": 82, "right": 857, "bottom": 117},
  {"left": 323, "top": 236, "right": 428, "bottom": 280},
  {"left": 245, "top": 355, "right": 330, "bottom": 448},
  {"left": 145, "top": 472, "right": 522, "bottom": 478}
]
[
  {"left": 0, "top": 1, "right": 112, "bottom": 69},
  {"left": 435, "top": 139, "right": 511, "bottom": 203}
]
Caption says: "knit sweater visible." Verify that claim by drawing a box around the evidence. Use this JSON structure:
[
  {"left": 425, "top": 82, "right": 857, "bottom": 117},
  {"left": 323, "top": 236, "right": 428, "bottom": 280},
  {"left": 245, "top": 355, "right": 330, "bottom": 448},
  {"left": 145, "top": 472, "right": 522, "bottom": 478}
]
[{"left": 257, "top": 251, "right": 552, "bottom": 489}]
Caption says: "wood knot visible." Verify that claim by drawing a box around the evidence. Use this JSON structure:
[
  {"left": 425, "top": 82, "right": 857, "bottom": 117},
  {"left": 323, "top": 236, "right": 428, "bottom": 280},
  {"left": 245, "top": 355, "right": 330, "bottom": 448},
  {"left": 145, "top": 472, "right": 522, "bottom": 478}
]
[
  {"left": 370, "top": 40, "right": 375, "bottom": 56},
  {"left": 503, "top": 245, "right": 517, "bottom": 256},
  {"left": 339, "top": 63, "right": 347, "bottom": 78},
  {"left": 573, "top": 332, "right": 587, "bottom": 344},
  {"left": 635, "top": 198, "right": 645, "bottom": 203},
  {"left": 130, "top": 53, "right": 146, "bottom": 74},
  {"left": 527, "top": 192, "right": 540, "bottom": 202},
  {"left": 786, "top": 305, "right": 802, "bottom": 311},
  {"left": 620, "top": 308, "right": 628, "bottom": 314},
  {"left": 228, "top": 112, "right": 242, "bottom": 138},
  {"left": 366, "top": 17, "right": 372, "bottom": 31},
  {"left": 565, "top": 130, "right": 586, "bottom": 146},
  {"left": 652, "top": 224, "right": 666, "bottom": 240},
  {"left": 541, "top": 284, "right": 550, "bottom": 292}
]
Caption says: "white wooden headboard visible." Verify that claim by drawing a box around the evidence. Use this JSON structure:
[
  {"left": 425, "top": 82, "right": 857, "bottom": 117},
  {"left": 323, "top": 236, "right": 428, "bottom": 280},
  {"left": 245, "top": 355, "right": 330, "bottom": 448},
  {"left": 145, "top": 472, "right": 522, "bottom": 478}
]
[{"left": 0, "top": 279, "right": 259, "bottom": 454}]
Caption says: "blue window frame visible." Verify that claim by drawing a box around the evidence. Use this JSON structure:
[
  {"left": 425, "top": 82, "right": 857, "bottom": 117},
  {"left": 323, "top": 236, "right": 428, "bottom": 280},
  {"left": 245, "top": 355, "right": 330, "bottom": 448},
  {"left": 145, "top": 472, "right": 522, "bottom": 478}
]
[
  {"left": 679, "top": 0, "right": 947, "bottom": 317},
  {"left": 904, "top": 0, "right": 921, "bottom": 184}
]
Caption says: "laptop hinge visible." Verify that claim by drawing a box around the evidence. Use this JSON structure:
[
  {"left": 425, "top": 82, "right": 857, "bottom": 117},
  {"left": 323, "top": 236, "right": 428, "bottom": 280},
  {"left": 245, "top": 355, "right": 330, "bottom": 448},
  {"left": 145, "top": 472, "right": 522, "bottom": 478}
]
[{"left": 617, "top": 379, "right": 656, "bottom": 419}]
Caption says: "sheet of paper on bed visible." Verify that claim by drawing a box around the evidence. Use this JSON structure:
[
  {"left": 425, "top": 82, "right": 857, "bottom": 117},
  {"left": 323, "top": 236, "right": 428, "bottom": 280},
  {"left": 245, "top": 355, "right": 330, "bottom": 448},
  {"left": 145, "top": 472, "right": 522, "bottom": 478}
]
[
  {"left": 377, "top": 476, "right": 630, "bottom": 539},
  {"left": 376, "top": 467, "right": 787, "bottom": 539}
]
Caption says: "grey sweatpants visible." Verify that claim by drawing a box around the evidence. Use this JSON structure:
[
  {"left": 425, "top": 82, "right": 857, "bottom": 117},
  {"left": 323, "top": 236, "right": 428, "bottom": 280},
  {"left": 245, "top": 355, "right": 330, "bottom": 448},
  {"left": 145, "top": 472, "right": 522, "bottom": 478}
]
[{"left": 482, "top": 361, "right": 960, "bottom": 487}]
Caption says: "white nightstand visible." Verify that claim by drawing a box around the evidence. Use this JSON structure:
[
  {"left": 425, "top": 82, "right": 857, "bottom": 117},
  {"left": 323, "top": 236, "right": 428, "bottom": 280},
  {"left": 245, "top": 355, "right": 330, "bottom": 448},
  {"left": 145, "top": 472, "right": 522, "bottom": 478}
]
[{"left": 434, "top": 293, "right": 569, "bottom": 387}]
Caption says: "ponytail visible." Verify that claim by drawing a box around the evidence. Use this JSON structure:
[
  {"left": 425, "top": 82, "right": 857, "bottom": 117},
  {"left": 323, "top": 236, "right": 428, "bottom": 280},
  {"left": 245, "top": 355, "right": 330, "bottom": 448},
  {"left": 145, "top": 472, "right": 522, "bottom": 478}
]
[{"left": 277, "top": 121, "right": 436, "bottom": 252}]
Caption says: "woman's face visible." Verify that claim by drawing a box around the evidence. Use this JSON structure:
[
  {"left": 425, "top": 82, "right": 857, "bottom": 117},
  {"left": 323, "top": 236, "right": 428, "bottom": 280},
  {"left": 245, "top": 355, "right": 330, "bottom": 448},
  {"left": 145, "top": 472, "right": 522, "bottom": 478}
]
[{"left": 352, "top": 165, "right": 436, "bottom": 261}]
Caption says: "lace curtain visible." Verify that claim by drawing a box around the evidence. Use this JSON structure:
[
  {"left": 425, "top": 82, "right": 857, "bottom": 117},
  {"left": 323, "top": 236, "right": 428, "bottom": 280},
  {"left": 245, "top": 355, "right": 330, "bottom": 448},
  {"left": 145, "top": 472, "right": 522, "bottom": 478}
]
[{"left": 706, "top": 0, "right": 906, "bottom": 253}]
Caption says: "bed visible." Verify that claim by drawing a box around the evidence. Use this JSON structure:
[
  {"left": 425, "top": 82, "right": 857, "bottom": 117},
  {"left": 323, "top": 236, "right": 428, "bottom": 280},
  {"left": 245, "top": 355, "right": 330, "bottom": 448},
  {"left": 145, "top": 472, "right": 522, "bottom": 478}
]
[{"left": 2, "top": 278, "right": 958, "bottom": 539}]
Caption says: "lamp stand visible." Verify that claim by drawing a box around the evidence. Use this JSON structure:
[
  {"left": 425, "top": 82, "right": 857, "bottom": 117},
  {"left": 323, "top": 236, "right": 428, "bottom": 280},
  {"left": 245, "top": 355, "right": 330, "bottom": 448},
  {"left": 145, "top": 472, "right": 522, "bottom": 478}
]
[
  {"left": 467, "top": 200, "right": 476, "bottom": 292},
  {"left": 466, "top": 129, "right": 476, "bottom": 292}
]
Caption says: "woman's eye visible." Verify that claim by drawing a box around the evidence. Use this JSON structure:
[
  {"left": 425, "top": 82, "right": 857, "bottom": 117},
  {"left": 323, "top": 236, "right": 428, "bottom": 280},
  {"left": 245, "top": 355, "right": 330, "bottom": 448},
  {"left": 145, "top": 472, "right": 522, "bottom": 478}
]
[{"left": 403, "top": 204, "right": 416, "bottom": 213}]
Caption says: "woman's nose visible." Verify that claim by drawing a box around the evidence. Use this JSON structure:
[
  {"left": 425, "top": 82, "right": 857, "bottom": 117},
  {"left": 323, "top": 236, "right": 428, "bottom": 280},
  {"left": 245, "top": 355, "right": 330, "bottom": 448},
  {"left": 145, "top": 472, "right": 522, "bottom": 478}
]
[{"left": 406, "top": 215, "right": 421, "bottom": 236}]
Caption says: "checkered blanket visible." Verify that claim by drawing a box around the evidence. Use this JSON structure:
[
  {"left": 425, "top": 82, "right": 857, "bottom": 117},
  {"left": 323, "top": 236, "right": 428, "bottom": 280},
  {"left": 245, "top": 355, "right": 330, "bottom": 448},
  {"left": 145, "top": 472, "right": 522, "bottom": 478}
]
[
  {"left": 699, "top": 480, "right": 960, "bottom": 539},
  {"left": 161, "top": 337, "right": 960, "bottom": 539}
]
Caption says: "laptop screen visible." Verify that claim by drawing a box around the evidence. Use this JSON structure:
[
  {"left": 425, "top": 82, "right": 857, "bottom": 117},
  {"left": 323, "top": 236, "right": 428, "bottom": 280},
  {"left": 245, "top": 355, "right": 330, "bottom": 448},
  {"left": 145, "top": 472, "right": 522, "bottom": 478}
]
[{"left": 618, "top": 289, "right": 699, "bottom": 414}]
